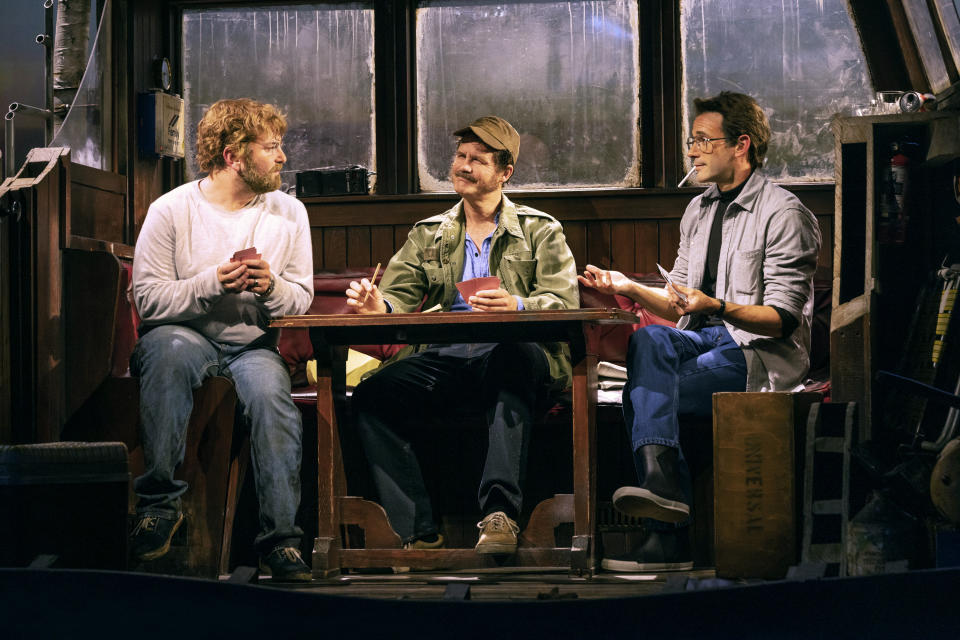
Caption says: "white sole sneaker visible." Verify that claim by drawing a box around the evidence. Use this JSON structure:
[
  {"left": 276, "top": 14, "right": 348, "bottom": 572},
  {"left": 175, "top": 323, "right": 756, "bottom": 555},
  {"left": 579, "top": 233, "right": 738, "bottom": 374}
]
[
  {"left": 601, "top": 557, "right": 694, "bottom": 572},
  {"left": 612, "top": 486, "right": 690, "bottom": 522}
]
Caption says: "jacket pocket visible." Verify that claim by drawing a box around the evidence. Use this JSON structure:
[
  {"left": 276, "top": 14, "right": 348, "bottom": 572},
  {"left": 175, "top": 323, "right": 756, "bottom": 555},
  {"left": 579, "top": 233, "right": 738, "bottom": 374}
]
[
  {"left": 500, "top": 257, "right": 537, "bottom": 295},
  {"left": 423, "top": 264, "right": 444, "bottom": 285},
  {"left": 730, "top": 249, "right": 762, "bottom": 298}
]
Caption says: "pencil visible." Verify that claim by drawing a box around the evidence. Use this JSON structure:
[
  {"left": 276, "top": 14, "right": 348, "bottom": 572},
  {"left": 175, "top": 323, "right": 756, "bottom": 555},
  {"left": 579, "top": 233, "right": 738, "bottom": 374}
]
[{"left": 362, "top": 262, "right": 381, "bottom": 305}]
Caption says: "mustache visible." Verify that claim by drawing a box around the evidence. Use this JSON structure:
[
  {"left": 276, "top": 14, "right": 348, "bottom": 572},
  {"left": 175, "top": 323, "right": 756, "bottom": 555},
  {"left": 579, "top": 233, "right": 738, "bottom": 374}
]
[{"left": 453, "top": 171, "right": 477, "bottom": 183}]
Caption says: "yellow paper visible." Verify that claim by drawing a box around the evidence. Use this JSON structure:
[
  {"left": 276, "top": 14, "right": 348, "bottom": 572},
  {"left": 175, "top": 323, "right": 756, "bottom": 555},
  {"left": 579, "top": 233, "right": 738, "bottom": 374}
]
[{"left": 305, "top": 349, "right": 381, "bottom": 388}]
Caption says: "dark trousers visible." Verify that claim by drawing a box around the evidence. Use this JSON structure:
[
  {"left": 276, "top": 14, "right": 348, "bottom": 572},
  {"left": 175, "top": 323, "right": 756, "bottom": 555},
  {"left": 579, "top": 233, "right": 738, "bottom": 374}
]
[{"left": 351, "top": 342, "right": 551, "bottom": 543}]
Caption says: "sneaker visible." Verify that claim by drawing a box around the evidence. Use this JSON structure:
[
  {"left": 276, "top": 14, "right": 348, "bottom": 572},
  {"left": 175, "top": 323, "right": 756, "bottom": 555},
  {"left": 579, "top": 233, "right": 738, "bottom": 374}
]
[
  {"left": 612, "top": 485, "right": 690, "bottom": 523},
  {"left": 601, "top": 528, "right": 694, "bottom": 572},
  {"left": 475, "top": 511, "right": 519, "bottom": 554},
  {"left": 131, "top": 512, "right": 184, "bottom": 561},
  {"left": 260, "top": 546, "right": 312, "bottom": 583}
]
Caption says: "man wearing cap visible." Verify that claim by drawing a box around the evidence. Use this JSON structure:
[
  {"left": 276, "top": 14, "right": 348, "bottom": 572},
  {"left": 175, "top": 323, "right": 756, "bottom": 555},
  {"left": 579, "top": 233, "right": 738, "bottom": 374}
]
[{"left": 345, "top": 116, "right": 578, "bottom": 556}]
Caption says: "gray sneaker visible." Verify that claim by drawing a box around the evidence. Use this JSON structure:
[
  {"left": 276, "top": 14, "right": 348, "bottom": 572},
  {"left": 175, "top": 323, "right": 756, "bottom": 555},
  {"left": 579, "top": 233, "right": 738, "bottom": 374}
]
[{"left": 475, "top": 511, "right": 519, "bottom": 554}]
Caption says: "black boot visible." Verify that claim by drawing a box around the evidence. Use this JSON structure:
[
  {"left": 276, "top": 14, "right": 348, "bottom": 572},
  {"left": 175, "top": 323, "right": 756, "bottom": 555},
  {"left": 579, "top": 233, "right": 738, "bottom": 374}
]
[
  {"left": 601, "top": 527, "right": 693, "bottom": 572},
  {"left": 612, "top": 444, "right": 690, "bottom": 522}
]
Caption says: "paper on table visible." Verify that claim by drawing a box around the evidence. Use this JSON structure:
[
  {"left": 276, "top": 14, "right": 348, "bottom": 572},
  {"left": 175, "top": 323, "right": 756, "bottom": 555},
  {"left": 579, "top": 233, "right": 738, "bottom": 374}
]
[{"left": 306, "top": 349, "right": 381, "bottom": 388}]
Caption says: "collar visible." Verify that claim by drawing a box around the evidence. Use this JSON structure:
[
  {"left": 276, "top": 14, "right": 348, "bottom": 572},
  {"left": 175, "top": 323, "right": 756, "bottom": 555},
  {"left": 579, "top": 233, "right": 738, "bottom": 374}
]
[
  {"left": 436, "top": 194, "right": 524, "bottom": 241},
  {"left": 699, "top": 170, "right": 767, "bottom": 212}
]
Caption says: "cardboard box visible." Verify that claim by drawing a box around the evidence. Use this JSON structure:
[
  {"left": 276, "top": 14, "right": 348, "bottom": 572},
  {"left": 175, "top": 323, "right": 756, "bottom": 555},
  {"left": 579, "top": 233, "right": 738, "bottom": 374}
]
[{"left": 712, "top": 392, "right": 820, "bottom": 579}]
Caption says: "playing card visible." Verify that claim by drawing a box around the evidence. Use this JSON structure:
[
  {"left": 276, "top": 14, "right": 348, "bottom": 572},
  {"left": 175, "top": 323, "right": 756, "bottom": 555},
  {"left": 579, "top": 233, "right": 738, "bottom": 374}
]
[
  {"left": 232, "top": 247, "right": 260, "bottom": 262},
  {"left": 455, "top": 276, "right": 500, "bottom": 302},
  {"left": 656, "top": 263, "right": 688, "bottom": 303}
]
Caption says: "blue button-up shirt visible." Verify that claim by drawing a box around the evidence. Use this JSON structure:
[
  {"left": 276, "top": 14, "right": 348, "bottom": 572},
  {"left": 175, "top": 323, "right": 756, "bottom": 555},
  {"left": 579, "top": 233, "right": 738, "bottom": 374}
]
[{"left": 450, "top": 214, "right": 524, "bottom": 312}]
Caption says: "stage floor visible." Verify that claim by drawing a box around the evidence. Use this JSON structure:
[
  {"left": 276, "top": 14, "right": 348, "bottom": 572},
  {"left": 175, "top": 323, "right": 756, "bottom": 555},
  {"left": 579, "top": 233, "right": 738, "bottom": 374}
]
[{"left": 250, "top": 566, "right": 724, "bottom": 600}]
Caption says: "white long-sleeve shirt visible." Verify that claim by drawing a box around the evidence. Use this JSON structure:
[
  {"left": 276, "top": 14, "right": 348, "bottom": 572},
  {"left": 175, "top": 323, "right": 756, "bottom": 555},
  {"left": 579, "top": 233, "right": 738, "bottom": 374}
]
[{"left": 132, "top": 180, "right": 314, "bottom": 346}]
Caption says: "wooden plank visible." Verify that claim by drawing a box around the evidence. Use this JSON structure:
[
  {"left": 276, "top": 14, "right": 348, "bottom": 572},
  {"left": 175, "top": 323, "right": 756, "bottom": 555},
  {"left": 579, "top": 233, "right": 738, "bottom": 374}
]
[
  {"left": 609, "top": 221, "right": 635, "bottom": 273},
  {"left": 817, "top": 214, "right": 834, "bottom": 281},
  {"left": 370, "top": 225, "right": 395, "bottom": 266},
  {"left": 586, "top": 221, "right": 611, "bottom": 269},
  {"left": 634, "top": 221, "right": 659, "bottom": 275},
  {"left": 347, "top": 226, "right": 372, "bottom": 269},
  {"left": 311, "top": 227, "right": 324, "bottom": 273},
  {"left": 323, "top": 227, "right": 347, "bottom": 272},
  {"left": 394, "top": 225, "right": 411, "bottom": 254},
  {"left": 302, "top": 187, "right": 833, "bottom": 228},
  {"left": 563, "top": 222, "right": 587, "bottom": 271},
  {"left": 658, "top": 220, "right": 681, "bottom": 269},
  {"left": 70, "top": 182, "right": 126, "bottom": 243}
]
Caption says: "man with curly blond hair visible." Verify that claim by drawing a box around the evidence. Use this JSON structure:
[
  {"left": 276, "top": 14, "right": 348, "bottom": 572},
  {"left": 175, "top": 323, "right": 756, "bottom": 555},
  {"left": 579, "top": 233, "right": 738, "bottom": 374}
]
[{"left": 130, "top": 98, "right": 314, "bottom": 581}]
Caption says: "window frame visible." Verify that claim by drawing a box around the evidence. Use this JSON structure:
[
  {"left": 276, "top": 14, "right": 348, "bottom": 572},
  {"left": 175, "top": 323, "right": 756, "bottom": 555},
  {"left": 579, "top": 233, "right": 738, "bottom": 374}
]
[{"left": 168, "top": 0, "right": 839, "bottom": 198}]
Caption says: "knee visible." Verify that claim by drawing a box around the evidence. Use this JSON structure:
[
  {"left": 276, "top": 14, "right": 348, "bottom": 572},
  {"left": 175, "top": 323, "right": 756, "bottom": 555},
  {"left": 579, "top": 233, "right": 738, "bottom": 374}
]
[
  {"left": 133, "top": 326, "right": 207, "bottom": 376},
  {"left": 627, "top": 325, "right": 671, "bottom": 358}
]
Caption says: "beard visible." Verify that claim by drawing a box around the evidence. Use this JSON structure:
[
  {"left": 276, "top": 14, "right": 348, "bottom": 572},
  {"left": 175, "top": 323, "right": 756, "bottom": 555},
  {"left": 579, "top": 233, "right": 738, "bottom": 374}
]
[{"left": 239, "top": 162, "right": 282, "bottom": 194}]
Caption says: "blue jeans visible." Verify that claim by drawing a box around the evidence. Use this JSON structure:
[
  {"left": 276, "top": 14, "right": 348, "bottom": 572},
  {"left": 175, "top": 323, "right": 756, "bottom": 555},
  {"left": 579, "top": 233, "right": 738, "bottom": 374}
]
[
  {"left": 623, "top": 324, "right": 747, "bottom": 526},
  {"left": 130, "top": 324, "right": 304, "bottom": 551},
  {"left": 351, "top": 342, "right": 550, "bottom": 544}
]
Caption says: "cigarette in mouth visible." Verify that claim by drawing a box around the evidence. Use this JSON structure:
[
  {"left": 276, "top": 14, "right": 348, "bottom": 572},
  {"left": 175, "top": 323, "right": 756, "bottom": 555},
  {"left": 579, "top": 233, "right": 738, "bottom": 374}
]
[{"left": 677, "top": 166, "right": 697, "bottom": 188}]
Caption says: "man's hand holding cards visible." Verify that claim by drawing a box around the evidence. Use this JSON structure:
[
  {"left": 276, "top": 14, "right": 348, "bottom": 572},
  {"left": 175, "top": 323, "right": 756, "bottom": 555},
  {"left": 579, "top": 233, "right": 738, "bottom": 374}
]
[
  {"left": 232, "top": 246, "right": 261, "bottom": 263},
  {"left": 219, "top": 246, "right": 273, "bottom": 294}
]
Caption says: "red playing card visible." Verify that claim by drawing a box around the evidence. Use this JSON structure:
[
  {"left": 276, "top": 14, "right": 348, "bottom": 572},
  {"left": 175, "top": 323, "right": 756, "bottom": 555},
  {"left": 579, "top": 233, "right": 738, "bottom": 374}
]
[
  {"left": 455, "top": 276, "right": 501, "bottom": 301},
  {"left": 232, "top": 247, "right": 260, "bottom": 262}
]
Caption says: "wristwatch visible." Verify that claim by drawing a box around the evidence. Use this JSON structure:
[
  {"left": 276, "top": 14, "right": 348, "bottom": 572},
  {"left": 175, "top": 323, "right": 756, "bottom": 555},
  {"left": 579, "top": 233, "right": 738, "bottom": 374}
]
[
  {"left": 258, "top": 275, "right": 276, "bottom": 298},
  {"left": 714, "top": 298, "right": 726, "bottom": 318}
]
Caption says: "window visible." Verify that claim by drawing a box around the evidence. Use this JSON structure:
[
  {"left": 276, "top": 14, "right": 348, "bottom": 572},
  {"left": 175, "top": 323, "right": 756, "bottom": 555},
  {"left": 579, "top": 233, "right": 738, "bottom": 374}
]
[
  {"left": 681, "top": 0, "right": 873, "bottom": 181},
  {"left": 416, "top": 0, "right": 640, "bottom": 190},
  {"left": 48, "top": 0, "right": 112, "bottom": 170},
  {"left": 181, "top": 4, "right": 375, "bottom": 188}
]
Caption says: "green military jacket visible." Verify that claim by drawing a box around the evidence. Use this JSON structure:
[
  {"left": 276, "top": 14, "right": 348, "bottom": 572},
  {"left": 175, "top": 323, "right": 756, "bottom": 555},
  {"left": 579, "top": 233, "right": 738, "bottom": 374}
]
[{"left": 378, "top": 195, "right": 579, "bottom": 390}]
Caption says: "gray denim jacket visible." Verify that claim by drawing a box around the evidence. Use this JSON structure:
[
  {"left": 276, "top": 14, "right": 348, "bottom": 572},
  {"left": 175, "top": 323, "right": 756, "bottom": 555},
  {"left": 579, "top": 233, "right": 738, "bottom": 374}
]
[
  {"left": 377, "top": 195, "right": 579, "bottom": 389},
  {"left": 671, "top": 171, "right": 821, "bottom": 391}
]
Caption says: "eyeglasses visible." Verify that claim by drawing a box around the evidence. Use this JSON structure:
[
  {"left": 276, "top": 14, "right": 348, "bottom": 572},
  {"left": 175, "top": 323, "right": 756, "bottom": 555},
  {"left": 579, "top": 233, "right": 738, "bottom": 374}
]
[{"left": 685, "top": 136, "right": 729, "bottom": 153}]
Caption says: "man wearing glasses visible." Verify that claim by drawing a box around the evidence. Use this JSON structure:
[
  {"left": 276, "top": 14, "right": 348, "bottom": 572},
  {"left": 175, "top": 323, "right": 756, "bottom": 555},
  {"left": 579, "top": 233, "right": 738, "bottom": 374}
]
[
  {"left": 579, "top": 92, "right": 821, "bottom": 571},
  {"left": 130, "top": 98, "right": 314, "bottom": 581}
]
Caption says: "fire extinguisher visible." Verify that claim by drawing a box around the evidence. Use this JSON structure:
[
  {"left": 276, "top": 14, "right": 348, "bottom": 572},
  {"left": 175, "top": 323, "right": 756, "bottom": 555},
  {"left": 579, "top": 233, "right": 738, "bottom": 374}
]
[{"left": 880, "top": 142, "right": 911, "bottom": 243}]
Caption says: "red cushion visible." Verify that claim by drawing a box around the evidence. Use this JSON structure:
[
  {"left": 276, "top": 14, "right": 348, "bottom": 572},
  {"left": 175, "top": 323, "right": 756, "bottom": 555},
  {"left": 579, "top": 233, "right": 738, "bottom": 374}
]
[{"left": 277, "top": 268, "right": 405, "bottom": 381}]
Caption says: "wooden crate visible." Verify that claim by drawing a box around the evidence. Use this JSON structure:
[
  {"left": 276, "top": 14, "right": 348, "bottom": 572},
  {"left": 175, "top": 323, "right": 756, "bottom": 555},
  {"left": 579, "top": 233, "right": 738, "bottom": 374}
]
[{"left": 712, "top": 392, "right": 820, "bottom": 579}]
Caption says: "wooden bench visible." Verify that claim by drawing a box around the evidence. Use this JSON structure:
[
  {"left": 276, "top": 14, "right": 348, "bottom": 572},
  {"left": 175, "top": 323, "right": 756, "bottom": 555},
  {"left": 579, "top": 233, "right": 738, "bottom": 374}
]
[{"left": 62, "top": 256, "right": 248, "bottom": 579}]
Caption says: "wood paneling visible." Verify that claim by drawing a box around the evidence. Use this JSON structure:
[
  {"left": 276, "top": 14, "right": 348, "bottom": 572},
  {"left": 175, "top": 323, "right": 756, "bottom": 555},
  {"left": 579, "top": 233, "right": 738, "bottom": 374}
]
[
  {"left": 634, "top": 221, "right": 660, "bottom": 274},
  {"left": 323, "top": 227, "right": 347, "bottom": 272},
  {"left": 658, "top": 219, "right": 682, "bottom": 270},
  {"left": 305, "top": 189, "right": 834, "bottom": 277},
  {"left": 70, "top": 163, "right": 127, "bottom": 243},
  {"left": 347, "top": 227, "right": 372, "bottom": 268}
]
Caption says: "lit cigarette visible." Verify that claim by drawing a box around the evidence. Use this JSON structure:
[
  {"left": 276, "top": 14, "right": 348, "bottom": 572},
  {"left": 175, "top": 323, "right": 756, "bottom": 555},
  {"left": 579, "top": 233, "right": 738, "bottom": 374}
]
[{"left": 677, "top": 166, "right": 697, "bottom": 188}]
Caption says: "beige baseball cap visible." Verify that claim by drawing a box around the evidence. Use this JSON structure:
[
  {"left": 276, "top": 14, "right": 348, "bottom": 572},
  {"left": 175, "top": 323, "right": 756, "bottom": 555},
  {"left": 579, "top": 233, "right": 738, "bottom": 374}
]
[{"left": 453, "top": 116, "right": 519, "bottom": 165}]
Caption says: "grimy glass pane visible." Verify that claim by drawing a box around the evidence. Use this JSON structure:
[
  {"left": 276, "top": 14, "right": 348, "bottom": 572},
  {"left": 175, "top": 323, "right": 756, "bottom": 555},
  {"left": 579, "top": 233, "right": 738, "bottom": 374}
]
[
  {"left": 182, "top": 4, "right": 375, "bottom": 188},
  {"left": 681, "top": 0, "right": 873, "bottom": 182},
  {"left": 417, "top": 0, "right": 639, "bottom": 190},
  {"left": 51, "top": 0, "right": 110, "bottom": 170}
]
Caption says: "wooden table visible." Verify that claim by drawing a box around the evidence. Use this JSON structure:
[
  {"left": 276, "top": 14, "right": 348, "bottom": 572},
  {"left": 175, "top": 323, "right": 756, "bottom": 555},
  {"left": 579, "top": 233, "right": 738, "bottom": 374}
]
[{"left": 271, "top": 308, "right": 639, "bottom": 576}]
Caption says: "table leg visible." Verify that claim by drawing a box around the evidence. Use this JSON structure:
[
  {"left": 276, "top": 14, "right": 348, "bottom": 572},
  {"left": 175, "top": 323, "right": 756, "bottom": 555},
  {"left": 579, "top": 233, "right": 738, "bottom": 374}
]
[
  {"left": 312, "top": 343, "right": 347, "bottom": 577},
  {"left": 570, "top": 324, "right": 600, "bottom": 574}
]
